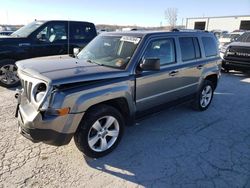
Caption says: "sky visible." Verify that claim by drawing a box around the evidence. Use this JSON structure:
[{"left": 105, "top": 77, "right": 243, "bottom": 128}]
[{"left": 0, "top": 0, "right": 250, "bottom": 27}]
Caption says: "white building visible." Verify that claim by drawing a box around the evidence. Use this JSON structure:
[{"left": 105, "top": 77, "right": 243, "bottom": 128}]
[{"left": 186, "top": 15, "right": 250, "bottom": 32}]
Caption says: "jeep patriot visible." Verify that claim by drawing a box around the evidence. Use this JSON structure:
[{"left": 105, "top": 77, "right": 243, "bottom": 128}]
[{"left": 15, "top": 30, "right": 221, "bottom": 158}]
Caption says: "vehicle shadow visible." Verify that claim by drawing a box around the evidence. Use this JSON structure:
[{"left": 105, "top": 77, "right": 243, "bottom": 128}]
[
  {"left": 84, "top": 105, "right": 196, "bottom": 187},
  {"left": 82, "top": 72, "right": 250, "bottom": 187}
]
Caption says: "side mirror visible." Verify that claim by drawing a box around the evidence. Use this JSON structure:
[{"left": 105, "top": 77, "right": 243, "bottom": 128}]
[
  {"left": 140, "top": 58, "right": 160, "bottom": 71},
  {"left": 73, "top": 48, "right": 80, "bottom": 57}
]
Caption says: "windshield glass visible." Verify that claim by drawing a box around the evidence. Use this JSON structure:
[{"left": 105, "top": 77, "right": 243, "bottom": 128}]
[
  {"left": 77, "top": 35, "right": 141, "bottom": 69},
  {"left": 11, "top": 21, "right": 44, "bottom": 37},
  {"left": 221, "top": 33, "right": 241, "bottom": 41},
  {"left": 221, "top": 34, "right": 231, "bottom": 38},
  {"left": 236, "top": 32, "right": 250, "bottom": 42}
]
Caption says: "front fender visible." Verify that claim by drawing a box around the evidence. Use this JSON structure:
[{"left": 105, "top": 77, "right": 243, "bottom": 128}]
[{"left": 75, "top": 85, "right": 133, "bottom": 112}]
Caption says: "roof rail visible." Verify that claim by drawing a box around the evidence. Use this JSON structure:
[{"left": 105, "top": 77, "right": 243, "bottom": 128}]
[{"left": 171, "top": 29, "right": 209, "bottom": 33}]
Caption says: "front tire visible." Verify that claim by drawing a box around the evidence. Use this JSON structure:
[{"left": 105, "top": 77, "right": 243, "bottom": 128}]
[
  {"left": 0, "top": 59, "right": 20, "bottom": 88},
  {"left": 192, "top": 80, "right": 214, "bottom": 111},
  {"left": 74, "top": 104, "right": 124, "bottom": 158}
]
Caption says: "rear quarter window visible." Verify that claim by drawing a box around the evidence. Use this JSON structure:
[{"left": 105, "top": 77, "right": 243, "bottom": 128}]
[{"left": 202, "top": 37, "right": 218, "bottom": 57}]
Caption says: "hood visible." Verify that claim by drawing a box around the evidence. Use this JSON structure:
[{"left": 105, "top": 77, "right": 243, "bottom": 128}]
[
  {"left": 229, "top": 42, "right": 250, "bottom": 47},
  {"left": 16, "top": 55, "right": 129, "bottom": 86},
  {"left": 0, "top": 35, "right": 27, "bottom": 45}
]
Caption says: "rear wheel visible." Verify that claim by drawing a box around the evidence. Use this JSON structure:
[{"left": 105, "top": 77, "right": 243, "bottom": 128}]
[
  {"left": 192, "top": 80, "right": 214, "bottom": 111},
  {"left": 0, "top": 59, "right": 20, "bottom": 88},
  {"left": 74, "top": 104, "right": 124, "bottom": 158}
]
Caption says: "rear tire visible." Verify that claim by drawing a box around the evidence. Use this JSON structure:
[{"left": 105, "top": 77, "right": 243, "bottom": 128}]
[
  {"left": 74, "top": 104, "right": 124, "bottom": 158},
  {"left": 192, "top": 80, "right": 214, "bottom": 111},
  {"left": 0, "top": 59, "right": 20, "bottom": 88}
]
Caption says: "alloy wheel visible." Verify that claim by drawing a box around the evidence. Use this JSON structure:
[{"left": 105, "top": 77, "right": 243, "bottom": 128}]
[
  {"left": 87, "top": 116, "right": 120, "bottom": 152},
  {"left": 200, "top": 85, "right": 213, "bottom": 108},
  {"left": 0, "top": 64, "right": 19, "bottom": 85}
]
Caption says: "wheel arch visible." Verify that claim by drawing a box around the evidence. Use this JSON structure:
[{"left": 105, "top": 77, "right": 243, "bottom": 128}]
[
  {"left": 204, "top": 74, "right": 218, "bottom": 89},
  {"left": 82, "top": 97, "right": 133, "bottom": 127}
]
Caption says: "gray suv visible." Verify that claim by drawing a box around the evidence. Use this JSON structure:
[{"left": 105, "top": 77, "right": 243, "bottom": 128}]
[{"left": 15, "top": 31, "right": 221, "bottom": 158}]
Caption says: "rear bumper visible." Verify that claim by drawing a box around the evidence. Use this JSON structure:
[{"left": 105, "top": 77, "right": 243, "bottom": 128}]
[{"left": 222, "top": 60, "right": 250, "bottom": 71}]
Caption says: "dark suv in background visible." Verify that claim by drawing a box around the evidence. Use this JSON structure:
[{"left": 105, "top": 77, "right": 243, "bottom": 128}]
[
  {"left": 0, "top": 20, "right": 97, "bottom": 87},
  {"left": 222, "top": 31, "right": 250, "bottom": 72}
]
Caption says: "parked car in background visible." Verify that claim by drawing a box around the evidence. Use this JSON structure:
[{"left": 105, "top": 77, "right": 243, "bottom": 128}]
[
  {"left": 0, "top": 20, "right": 97, "bottom": 88},
  {"left": 15, "top": 30, "right": 221, "bottom": 158},
  {"left": 222, "top": 31, "right": 250, "bottom": 72},
  {"left": 211, "top": 30, "right": 228, "bottom": 39},
  {"left": 218, "top": 31, "right": 244, "bottom": 49},
  {"left": 0, "top": 31, "right": 14, "bottom": 36}
]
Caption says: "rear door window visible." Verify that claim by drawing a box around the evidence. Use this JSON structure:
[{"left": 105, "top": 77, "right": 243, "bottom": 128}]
[
  {"left": 179, "top": 37, "right": 200, "bottom": 61},
  {"left": 202, "top": 37, "right": 218, "bottom": 57},
  {"left": 70, "top": 22, "right": 96, "bottom": 41}
]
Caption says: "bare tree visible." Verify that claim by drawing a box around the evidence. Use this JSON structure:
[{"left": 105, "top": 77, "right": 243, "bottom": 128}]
[{"left": 165, "top": 8, "right": 178, "bottom": 30}]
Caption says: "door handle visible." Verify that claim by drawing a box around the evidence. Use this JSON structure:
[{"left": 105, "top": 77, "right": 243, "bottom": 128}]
[
  {"left": 197, "top": 65, "right": 204, "bottom": 70},
  {"left": 169, "top": 70, "right": 179, "bottom": 77}
]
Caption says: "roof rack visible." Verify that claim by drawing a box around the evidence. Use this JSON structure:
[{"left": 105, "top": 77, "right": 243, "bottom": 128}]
[{"left": 171, "top": 29, "right": 209, "bottom": 33}]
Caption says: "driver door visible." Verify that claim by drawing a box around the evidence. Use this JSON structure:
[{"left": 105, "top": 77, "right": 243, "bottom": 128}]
[
  {"left": 136, "top": 37, "right": 183, "bottom": 112},
  {"left": 30, "top": 22, "right": 68, "bottom": 58}
]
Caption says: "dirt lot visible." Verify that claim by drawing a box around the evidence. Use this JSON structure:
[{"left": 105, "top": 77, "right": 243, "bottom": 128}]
[{"left": 0, "top": 72, "right": 250, "bottom": 188}]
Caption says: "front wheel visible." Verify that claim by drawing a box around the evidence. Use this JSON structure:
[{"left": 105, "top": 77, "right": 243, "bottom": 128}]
[
  {"left": 74, "top": 104, "right": 124, "bottom": 158},
  {"left": 192, "top": 80, "right": 214, "bottom": 111},
  {"left": 0, "top": 59, "right": 20, "bottom": 88}
]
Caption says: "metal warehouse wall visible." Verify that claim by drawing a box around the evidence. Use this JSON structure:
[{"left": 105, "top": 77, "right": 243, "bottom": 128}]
[{"left": 186, "top": 16, "right": 250, "bottom": 32}]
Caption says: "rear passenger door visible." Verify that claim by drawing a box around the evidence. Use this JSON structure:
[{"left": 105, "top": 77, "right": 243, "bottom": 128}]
[
  {"left": 177, "top": 36, "right": 203, "bottom": 96},
  {"left": 136, "top": 37, "right": 184, "bottom": 111}
]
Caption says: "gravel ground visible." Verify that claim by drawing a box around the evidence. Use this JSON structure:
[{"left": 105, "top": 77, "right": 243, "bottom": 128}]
[{"left": 0, "top": 72, "right": 250, "bottom": 188}]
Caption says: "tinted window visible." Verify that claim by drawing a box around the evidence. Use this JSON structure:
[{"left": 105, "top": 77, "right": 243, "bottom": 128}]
[
  {"left": 179, "top": 37, "right": 196, "bottom": 61},
  {"left": 36, "top": 23, "right": 67, "bottom": 43},
  {"left": 193, "top": 38, "right": 201, "bottom": 58},
  {"left": 237, "top": 32, "right": 250, "bottom": 42},
  {"left": 70, "top": 23, "right": 96, "bottom": 40},
  {"left": 202, "top": 37, "right": 218, "bottom": 57},
  {"left": 143, "top": 38, "right": 176, "bottom": 65}
]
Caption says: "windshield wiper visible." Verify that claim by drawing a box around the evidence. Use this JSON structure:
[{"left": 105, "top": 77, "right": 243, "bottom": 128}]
[{"left": 86, "top": 59, "right": 103, "bottom": 66}]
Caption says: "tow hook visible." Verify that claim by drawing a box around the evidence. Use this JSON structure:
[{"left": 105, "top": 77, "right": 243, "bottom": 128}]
[
  {"left": 15, "top": 93, "right": 19, "bottom": 99},
  {"left": 15, "top": 89, "right": 23, "bottom": 118}
]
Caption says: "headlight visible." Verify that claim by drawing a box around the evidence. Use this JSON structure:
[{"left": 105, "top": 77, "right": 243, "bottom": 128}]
[
  {"left": 33, "top": 83, "right": 51, "bottom": 111},
  {"left": 35, "top": 91, "right": 46, "bottom": 102},
  {"left": 35, "top": 83, "right": 47, "bottom": 103}
]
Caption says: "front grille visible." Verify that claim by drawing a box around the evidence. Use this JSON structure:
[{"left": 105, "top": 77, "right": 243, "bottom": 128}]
[
  {"left": 225, "top": 46, "right": 250, "bottom": 63},
  {"left": 20, "top": 79, "right": 33, "bottom": 102}
]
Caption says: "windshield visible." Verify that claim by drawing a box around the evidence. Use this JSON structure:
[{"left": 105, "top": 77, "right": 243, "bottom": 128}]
[
  {"left": 221, "top": 34, "right": 231, "bottom": 38},
  {"left": 77, "top": 35, "right": 141, "bottom": 69},
  {"left": 236, "top": 32, "right": 250, "bottom": 42},
  {"left": 221, "top": 33, "right": 241, "bottom": 40},
  {"left": 11, "top": 21, "right": 44, "bottom": 37}
]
